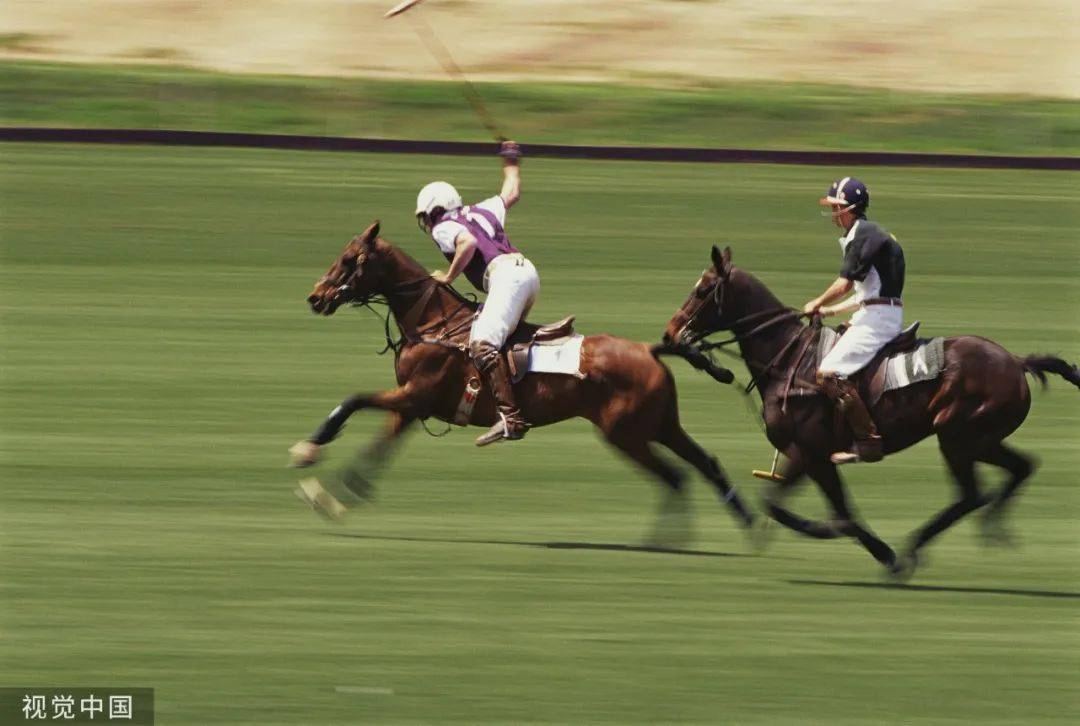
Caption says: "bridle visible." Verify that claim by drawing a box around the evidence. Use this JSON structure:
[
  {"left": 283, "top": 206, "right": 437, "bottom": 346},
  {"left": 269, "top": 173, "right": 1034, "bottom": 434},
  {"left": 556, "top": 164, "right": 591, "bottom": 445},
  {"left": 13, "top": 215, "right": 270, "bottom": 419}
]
[
  {"left": 675, "top": 269, "right": 815, "bottom": 398},
  {"left": 323, "top": 249, "right": 476, "bottom": 356},
  {"left": 679, "top": 270, "right": 726, "bottom": 339}
]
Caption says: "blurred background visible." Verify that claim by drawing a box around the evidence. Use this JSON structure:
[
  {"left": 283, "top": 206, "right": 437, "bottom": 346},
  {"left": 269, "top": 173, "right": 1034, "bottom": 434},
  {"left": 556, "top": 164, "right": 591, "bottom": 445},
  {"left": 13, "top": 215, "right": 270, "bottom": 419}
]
[
  {"left": 2, "top": 2, "right": 1078, "bottom": 724},
  {"left": 4, "top": 0, "right": 1079, "bottom": 94}
]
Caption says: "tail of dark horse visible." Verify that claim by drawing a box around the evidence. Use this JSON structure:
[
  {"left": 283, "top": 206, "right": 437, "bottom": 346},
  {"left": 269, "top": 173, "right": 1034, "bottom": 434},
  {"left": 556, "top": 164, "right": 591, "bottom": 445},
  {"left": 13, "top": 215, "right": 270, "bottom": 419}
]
[{"left": 1022, "top": 355, "right": 1080, "bottom": 390}]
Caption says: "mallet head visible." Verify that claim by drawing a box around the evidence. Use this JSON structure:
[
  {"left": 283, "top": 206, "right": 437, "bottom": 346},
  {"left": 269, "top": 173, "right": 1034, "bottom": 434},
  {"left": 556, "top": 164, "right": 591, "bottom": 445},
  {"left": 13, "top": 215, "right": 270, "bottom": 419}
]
[{"left": 384, "top": 0, "right": 427, "bottom": 18}]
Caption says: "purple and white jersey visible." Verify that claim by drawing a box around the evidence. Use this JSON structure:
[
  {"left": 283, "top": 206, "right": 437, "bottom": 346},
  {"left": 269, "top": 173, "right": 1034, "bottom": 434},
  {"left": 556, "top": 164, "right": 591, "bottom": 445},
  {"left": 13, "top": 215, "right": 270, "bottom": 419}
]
[{"left": 431, "top": 196, "right": 519, "bottom": 291}]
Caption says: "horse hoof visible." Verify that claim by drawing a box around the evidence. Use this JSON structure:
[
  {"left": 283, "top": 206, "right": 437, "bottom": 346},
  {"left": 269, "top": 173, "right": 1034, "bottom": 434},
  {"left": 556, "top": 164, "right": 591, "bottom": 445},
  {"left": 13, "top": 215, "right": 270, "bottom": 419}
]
[
  {"left": 294, "top": 477, "right": 348, "bottom": 522},
  {"left": 978, "top": 517, "right": 1019, "bottom": 549},
  {"left": 289, "top": 440, "right": 322, "bottom": 468},
  {"left": 979, "top": 529, "right": 1018, "bottom": 549},
  {"left": 340, "top": 468, "right": 376, "bottom": 502},
  {"left": 888, "top": 549, "right": 919, "bottom": 582},
  {"left": 747, "top": 516, "right": 774, "bottom": 554}
]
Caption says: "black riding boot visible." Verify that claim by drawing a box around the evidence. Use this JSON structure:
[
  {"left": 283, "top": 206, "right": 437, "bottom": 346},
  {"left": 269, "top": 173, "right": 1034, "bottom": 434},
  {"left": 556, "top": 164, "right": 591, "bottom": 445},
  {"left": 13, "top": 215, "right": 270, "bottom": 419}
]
[
  {"left": 818, "top": 372, "right": 883, "bottom": 464},
  {"left": 470, "top": 340, "right": 528, "bottom": 446}
]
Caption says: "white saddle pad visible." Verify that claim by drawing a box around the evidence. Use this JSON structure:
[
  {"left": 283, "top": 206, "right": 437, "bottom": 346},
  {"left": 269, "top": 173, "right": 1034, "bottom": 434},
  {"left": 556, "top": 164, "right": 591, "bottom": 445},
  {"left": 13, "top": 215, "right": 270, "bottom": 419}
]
[
  {"left": 883, "top": 337, "right": 946, "bottom": 392},
  {"left": 526, "top": 334, "right": 585, "bottom": 378}
]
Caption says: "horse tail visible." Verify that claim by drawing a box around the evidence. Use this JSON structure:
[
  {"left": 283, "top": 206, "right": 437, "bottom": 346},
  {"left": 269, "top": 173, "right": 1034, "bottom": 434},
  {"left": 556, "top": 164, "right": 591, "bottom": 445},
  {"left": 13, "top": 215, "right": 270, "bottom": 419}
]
[
  {"left": 1021, "top": 355, "right": 1080, "bottom": 390},
  {"left": 650, "top": 343, "right": 677, "bottom": 358},
  {"left": 651, "top": 343, "right": 734, "bottom": 385}
]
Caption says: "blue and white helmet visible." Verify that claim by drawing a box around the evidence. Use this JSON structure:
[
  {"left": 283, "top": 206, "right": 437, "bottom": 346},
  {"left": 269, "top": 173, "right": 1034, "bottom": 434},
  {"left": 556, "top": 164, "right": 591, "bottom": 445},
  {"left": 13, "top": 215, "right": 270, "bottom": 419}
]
[{"left": 821, "top": 176, "right": 869, "bottom": 215}]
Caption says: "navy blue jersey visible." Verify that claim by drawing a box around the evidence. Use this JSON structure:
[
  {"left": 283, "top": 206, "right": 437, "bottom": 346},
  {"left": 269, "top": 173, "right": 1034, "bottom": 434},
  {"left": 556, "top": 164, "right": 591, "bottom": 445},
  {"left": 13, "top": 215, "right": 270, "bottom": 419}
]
[{"left": 839, "top": 220, "right": 905, "bottom": 299}]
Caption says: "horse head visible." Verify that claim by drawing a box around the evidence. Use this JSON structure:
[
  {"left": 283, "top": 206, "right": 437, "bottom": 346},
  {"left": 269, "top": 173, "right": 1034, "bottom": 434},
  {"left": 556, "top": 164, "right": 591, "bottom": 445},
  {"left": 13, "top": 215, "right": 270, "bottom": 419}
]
[
  {"left": 306, "top": 221, "right": 385, "bottom": 315},
  {"left": 663, "top": 245, "right": 735, "bottom": 344}
]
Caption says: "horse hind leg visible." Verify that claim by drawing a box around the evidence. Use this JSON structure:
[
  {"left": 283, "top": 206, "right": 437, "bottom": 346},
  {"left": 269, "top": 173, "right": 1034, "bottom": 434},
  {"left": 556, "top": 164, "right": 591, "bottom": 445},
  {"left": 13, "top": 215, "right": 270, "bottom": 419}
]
[
  {"left": 901, "top": 439, "right": 991, "bottom": 570},
  {"left": 658, "top": 425, "right": 755, "bottom": 528},
  {"left": 976, "top": 441, "right": 1036, "bottom": 547},
  {"left": 606, "top": 435, "right": 694, "bottom": 549}
]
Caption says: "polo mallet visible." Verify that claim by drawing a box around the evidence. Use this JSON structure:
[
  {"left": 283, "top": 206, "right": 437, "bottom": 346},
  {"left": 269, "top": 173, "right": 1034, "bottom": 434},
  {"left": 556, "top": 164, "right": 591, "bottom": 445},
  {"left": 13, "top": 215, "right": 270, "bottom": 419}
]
[
  {"left": 752, "top": 449, "right": 786, "bottom": 483},
  {"left": 384, "top": 0, "right": 507, "bottom": 142}
]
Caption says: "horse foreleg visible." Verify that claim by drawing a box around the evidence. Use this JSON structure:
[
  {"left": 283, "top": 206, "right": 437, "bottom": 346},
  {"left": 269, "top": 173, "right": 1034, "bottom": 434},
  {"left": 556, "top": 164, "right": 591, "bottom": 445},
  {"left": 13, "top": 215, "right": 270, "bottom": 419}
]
[
  {"left": 811, "top": 462, "right": 898, "bottom": 569},
  {"left": 291, "top": 385, "right": 427, "bottom": 467},
  {"left": 291, "top": 387, "right": 426, "bottom": 520},
  {"left": 758, "top": 455, "right": 851, "bottom": 550},
  {"left": 765, "top": 455, "right": 897, "bottom": 568},
  {"left": 338, "top": 412, "right": 417, "bottom": 502}
]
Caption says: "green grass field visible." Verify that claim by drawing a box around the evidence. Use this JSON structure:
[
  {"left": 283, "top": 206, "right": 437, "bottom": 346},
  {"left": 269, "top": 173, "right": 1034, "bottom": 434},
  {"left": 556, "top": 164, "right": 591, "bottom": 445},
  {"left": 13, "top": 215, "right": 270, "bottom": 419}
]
[
  {"left": 4, "top": 60, "right": 1080, "bottom": 155},
  {"left": 2, "top": 143, "right": 1078, "bottom": 724}
]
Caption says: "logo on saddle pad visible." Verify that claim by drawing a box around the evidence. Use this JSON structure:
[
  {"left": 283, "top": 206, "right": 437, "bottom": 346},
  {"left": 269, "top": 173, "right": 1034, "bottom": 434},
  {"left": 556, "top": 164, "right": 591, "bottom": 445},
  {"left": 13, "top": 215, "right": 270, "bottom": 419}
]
[{"left": 883, "top": 337, "right": 945, "bottom": 392}]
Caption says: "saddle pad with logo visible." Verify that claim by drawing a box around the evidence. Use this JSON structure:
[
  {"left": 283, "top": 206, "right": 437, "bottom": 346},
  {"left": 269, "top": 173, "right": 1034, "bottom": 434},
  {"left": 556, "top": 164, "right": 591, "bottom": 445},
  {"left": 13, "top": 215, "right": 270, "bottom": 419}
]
[
  {"left": 526, "top": 334, "right": 585, "bottom": 378},
  {"left": 882, "top": 337, "right": 946, "bottom": 393}
]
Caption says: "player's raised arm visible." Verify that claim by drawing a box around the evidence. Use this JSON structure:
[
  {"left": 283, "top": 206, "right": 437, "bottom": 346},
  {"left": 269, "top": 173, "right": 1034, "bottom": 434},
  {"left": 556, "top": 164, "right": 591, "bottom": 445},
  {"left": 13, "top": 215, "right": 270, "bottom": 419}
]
[{"left": 499, "top": 140, "right": 522, "bottom": 209}]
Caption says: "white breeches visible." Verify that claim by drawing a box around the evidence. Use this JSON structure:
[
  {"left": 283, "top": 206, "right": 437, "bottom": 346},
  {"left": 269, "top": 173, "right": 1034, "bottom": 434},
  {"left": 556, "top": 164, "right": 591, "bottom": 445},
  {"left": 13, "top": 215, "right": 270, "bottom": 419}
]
[
  {"left": 470, "top": 254, "right": 540, "bottom": 347},
  {"left": 818, "top": 305, "right": 904, "bottom": 377}
]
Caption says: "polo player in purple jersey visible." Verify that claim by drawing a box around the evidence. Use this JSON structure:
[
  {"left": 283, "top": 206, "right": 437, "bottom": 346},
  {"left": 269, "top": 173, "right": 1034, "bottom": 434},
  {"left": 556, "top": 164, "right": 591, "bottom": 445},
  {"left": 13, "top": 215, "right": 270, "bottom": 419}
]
[{"left": 415, "top": 140, "right": 539, "bottom": 446}]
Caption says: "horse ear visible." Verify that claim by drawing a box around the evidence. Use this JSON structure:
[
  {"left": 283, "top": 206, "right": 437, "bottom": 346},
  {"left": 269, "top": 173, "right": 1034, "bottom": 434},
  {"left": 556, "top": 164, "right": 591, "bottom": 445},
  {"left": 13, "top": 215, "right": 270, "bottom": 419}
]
[
  {"left": 359, "top": 220, "right": 380, "bottom": 248},
  {"left": 711, "top": 245, "right": 732, "bottom": 278}
]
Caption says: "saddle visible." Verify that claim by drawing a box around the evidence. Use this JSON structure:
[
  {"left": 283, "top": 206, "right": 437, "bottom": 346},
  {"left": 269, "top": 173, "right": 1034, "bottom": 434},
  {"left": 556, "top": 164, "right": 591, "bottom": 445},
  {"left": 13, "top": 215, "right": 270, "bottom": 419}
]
[
  {"left": 858, "top": 322, "right": 923, "bottom": 405},
  {"left": 506, "top": 315, "right": 577, "bottom": 382},
  {"left": 789, "top": 322, "right": 924, "bottom": 400}
]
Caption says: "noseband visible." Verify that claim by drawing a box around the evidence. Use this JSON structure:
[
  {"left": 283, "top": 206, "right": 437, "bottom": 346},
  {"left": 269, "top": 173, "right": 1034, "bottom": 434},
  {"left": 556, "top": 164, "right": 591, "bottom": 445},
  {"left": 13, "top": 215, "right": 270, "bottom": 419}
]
[
  {"left": 679, "top": 271, "right": 804, "bottom": 350},
  {"left": 681, "top": 272, "right": 726, "bottom": 341}
]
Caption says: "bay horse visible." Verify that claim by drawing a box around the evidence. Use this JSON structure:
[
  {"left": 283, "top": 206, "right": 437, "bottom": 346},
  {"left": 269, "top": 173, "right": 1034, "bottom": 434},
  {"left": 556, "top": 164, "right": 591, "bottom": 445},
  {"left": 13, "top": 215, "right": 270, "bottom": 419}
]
[
  {"left": 662, "top": 245, "right": 1080, "bottom": 577},
  {"left": 290, "top": 222, "right": 756, "bottom": 537}
]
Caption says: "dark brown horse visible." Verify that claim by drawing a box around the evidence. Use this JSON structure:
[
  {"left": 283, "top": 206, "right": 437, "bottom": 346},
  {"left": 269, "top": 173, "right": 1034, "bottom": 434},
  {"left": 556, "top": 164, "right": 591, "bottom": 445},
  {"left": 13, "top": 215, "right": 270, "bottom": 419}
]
[
  {"left": 662, "top": 246, "right": 1080, "bottom": 577},
  {"left": 291, "top": 222, "right": 755, "bottom": 537}
]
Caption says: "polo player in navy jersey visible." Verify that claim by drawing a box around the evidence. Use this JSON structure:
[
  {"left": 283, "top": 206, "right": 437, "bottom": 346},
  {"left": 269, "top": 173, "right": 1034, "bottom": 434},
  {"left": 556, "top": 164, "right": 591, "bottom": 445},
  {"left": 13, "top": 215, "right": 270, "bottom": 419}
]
[
  {"left": 415, "top": 141, "right": 538, "bottom": 446},
  {"left": 803, "top": 177, "right": 906, "bottom": 464}
]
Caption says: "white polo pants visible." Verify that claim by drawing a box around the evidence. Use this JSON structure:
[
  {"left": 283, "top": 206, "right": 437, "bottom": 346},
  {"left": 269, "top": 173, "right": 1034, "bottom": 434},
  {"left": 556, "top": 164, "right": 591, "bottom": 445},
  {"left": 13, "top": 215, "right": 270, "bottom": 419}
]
[
  {"left": 470, "top": 254, "right": 540, "bottom": 347},
  {"left": 818, "top": 305, "right": 904, "bottom": 377}
]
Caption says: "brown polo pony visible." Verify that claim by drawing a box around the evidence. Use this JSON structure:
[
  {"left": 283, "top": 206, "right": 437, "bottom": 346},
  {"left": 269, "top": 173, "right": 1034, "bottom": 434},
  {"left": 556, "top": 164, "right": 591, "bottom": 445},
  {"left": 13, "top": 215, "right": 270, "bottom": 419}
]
[
  {"left": 291, "top": 222, "right": 755, "bottom": 535},
  {"left": 662, "top": 246, "right": 1080, "bottom": 578}
]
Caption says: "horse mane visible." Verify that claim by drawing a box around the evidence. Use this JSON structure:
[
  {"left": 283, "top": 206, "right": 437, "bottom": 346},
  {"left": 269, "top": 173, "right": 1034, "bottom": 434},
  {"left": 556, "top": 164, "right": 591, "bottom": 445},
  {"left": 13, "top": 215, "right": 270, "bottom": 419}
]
[
  {"left": 376, "top": 237, "right": 480, "bottom": 310},
  {"left": 731, "top": 266, "right": 797, "bottom": 323}
]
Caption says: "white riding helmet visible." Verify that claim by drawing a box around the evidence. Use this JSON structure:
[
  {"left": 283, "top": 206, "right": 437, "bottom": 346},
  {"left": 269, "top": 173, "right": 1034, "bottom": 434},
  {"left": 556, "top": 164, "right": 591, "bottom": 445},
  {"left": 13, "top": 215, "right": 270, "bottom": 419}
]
[{"left": 415, "top": 181, "right": 462, "bottom": 220}]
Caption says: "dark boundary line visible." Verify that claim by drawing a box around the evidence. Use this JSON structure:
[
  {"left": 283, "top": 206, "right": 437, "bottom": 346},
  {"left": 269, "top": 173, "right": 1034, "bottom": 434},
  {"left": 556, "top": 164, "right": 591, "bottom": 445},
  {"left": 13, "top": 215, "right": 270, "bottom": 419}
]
[{"left": 2, "top": 127, "right": 1077, "bottom": 170}]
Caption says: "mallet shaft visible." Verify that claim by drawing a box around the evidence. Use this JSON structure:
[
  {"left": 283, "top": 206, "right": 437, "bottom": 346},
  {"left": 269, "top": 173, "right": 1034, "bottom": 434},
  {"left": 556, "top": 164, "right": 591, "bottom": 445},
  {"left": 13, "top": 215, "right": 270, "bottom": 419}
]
[{"left": 405, "top": 12, "right": 506, "bottom": 142}]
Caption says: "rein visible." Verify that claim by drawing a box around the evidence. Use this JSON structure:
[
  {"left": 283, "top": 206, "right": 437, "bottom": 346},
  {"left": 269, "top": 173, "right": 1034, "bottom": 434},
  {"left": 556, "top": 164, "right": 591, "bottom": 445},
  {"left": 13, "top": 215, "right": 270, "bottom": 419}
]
[
  {"left": 695, "top": 308, "right": 804, "bottom": 351},
  {"left": 352, "top": 275, "right": 476, "bottom": 356},
  {"left": 688, "top": 305, "right": 823, "bottom": 404}
]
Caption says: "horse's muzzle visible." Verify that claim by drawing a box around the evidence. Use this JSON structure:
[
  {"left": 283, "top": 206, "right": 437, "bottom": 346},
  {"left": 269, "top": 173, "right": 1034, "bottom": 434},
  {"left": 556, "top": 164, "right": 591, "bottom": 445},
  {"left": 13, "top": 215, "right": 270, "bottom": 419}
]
[
  {"left": 307, "top": 292, "right": 340, "bottom": 315},
  {"left": 662, "top": 324, "right": 691, "bottom": 346},
  {"left": 663, "top": 312, "right": 691, "bottom": 345}
]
